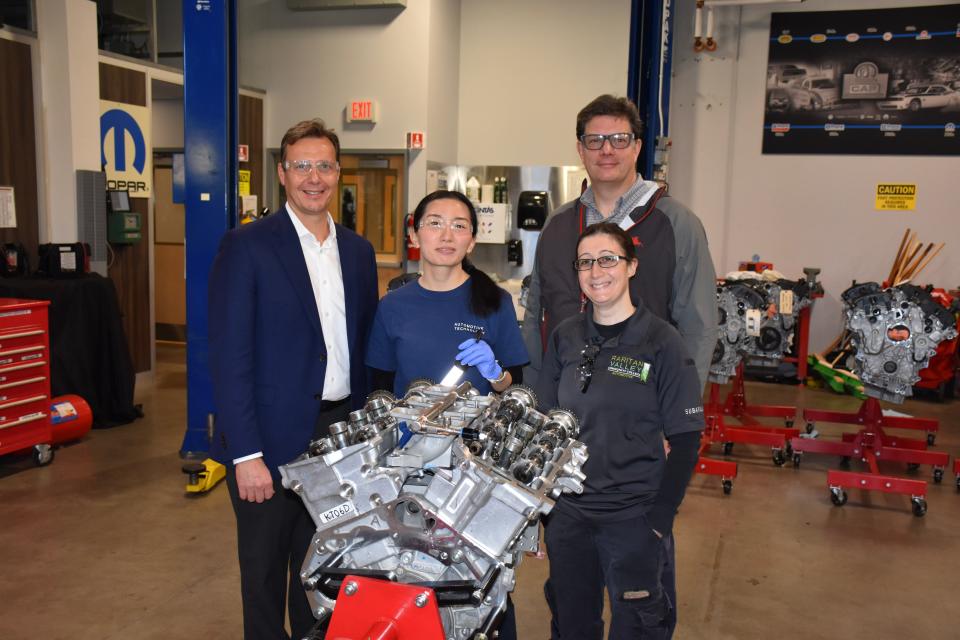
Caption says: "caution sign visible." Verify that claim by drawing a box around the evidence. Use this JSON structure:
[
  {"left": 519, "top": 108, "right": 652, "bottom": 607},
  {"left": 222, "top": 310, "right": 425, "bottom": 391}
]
[
  {"left": 239, "top": 170, "right": 251, "bottom": 197},
  {"left": 875, "top": 184, "right": 916, "bottom": 210}
]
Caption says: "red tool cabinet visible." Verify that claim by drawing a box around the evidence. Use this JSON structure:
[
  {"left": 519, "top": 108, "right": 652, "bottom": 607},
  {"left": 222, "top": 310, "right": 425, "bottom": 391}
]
[{"left": 0, "top": 298, "right": 54, "bottom": 465}]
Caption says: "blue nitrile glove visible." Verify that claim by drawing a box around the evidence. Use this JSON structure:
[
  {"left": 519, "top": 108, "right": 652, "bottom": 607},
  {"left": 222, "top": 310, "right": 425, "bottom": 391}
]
[{"left": 456, "top": 338, "right": 502, "bottom": 381}]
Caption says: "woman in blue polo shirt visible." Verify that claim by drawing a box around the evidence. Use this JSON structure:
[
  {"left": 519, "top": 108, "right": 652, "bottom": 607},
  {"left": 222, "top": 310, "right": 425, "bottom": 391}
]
[
  {"left": 365, "top": 190, "right": 528, "bottom": 637},
  {"left": 535, "top": 222, "right": 705, "bottom": 640},
  {"left": 366, "top": 189, "right": 529, "bottom": 399}
]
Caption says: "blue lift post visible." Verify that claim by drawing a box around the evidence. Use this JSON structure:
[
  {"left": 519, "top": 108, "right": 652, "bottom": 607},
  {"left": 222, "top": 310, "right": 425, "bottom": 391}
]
[
  {"left": 180, "top": 0, "right": 239, "bottom": 457},
  {"left": 628, "top": 0, "right": 675, "bottom": 178}
]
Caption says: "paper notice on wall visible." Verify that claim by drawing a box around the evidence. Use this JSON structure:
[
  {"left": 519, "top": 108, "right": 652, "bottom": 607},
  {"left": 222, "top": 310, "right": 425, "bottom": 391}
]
[
  {"left": 0, "top": 186, "right": 16, "bottom": 228},
  {"left": 239, "top": 170, "right": 251, "bottom": 197},
  {"left": 564, "top": 168, "right": 589, "bottom": 203},
  {"left": 426, "top": 169, "right": 439, "bottom": 194},
  {"left": 240, "top": 197, "right": 258, "bottom": 225},
  {"left": 875, "top": 184, "right": 917, "bottom": 210}
]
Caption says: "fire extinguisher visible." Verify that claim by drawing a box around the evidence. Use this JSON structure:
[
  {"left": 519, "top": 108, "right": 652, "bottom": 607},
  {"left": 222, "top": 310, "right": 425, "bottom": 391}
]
[{"left": 405, "top": 213, "right": 420, "bottom": 262}]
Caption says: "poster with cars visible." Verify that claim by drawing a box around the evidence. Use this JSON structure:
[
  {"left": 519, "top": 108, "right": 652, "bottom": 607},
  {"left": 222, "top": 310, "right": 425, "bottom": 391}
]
[{"left": 763, "top": 4, "right": 960, "bottom": 155}]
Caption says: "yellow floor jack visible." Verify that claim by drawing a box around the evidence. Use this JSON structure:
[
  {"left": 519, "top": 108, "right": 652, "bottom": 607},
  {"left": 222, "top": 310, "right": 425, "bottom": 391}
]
[{"left": 181, "top": 458, "right": 226, "bottom": 493}]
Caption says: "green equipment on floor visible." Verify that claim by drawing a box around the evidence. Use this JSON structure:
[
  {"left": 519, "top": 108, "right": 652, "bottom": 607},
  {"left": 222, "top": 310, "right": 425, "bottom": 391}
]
[{"left": 808, "top": 354, "right": 865, "bottom": 399}]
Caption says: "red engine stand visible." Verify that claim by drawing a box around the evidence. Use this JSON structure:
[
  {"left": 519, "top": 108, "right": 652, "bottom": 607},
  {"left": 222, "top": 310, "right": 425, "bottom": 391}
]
[
  {"left": 790, "top": 397, "right": 950, "bottom": 516},
  {"left": 954, "top": 457, "right": 960, "bottom": 492},
  {"left": 703, "top": 363, "right": 800, "bottom": 466},
  {"left": 695, "top": 434, "right": 738, "bottom": 495},
  {"left": 324, "top": 575, "right": 445, "bottom": 640}
]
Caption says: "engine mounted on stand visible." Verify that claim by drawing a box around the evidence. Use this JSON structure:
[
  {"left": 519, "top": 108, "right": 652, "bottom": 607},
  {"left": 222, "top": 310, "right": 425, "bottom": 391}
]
[
  {"left": 840, "top": 282, "right": 958, "bottom": 403},
  {"left": 697, "top": 269, "right": 821, "bottom": 488},
  {"left": 279, "top": 382, "right": 588, "bottom": 640},
  {"left": 711, "top": 275, "right": 815, "bottom": 383},
  {"left": 792, "top": 281, "right": 958, "bottom": 516}
]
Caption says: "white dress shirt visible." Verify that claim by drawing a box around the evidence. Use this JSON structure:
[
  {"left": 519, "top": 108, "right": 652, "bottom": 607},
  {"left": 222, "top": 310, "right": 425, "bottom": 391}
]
[
  {"left": 287, "top": 205, "right": 351, "bottom": 400},
  {"left": 232, "top": 206, "right": 351, "bottom": 465}
]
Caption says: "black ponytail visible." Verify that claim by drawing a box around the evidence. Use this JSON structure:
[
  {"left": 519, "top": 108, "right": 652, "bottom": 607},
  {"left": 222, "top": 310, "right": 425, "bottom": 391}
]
[
  {"left": 463, "top": 258, "right": 503, "bottom": 317},
  {"left": 413, "top": 190, "right": 503, "bottom": 317}
]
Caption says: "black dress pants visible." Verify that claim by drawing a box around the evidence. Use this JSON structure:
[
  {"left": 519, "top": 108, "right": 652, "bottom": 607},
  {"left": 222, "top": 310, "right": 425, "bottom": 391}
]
[
  {"left": 543, "top": 507, "right": 677, "bottom": 640},
  {"left": 227, "top": 400, "right": 352, "bottom": 640}
]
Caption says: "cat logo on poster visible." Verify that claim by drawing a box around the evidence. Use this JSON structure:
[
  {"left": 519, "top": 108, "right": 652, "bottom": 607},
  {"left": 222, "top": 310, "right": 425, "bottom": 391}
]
[{"left": 842, "top": 62, "right": 889, "bottom": 100}]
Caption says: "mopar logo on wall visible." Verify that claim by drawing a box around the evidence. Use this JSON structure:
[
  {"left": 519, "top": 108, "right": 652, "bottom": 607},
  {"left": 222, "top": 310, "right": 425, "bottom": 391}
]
[{"left": 100, "top": 100, "right": 152, "bottom": 197}]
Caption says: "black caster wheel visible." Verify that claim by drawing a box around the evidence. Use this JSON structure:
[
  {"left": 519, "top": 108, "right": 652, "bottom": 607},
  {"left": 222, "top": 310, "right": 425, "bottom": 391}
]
[
  {"left": 182, "top": 462, "right": 206, "bottom": 486},
  {"left": 785, "top": 440, "right": 794, "bottom": 457},
  {"left": 830, "top": 487, "right": 848, "bottom": 507},
  {"left": 805, "top": 422, "right": 815, "bottom": 434},
  {"left": 906, "top": 463, "right": 921, "bottom": 473},
  {"left": 33, "top": 444, "right": 54, "bottom": 467},
  {"left": 792, "top": 452, "right": 802, "bottom": 468},
  {"left": 722, "top": 442, "right": 734, "bottom": 455},
  {"left": 772, "top": 449, "right": 786, "bottom": 467},
  {"left": 839, "top": 456, "right": 851, "bottom": 468},
  {"left": 926, "top": 433, "right": 936, "bottom": 446},
  {"left": 785, "top": 419, "right": 795, "bottom": 429},
  {"left": 933, "top": 468, "right": 944, "bottom": 484},
  {"left": 956, "top": 476, "right": 960, "bottom": 492},
  {"left": 911, "top": 497, "right": 927, "bottom": 518},
  {"left": 722, "top": 479, "right": 733, "bottom": 495}
]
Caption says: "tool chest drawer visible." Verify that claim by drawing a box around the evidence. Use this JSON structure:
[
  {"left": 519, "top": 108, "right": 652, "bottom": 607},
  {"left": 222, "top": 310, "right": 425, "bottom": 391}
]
[
  {"left": 0, "top": 358, "right": 49, "bottom": 384},
  {"left": 0, "top": 328, "right": 47, "bottom": 351}
]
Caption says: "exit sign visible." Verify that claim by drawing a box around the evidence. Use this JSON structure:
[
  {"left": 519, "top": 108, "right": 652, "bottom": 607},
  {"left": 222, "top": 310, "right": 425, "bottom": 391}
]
[{"left": 347, "top": 100, "right": 378, "bottom": 123}]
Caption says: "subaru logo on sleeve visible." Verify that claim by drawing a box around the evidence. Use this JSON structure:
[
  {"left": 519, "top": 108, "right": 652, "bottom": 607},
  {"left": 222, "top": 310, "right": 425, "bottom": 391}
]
[{"left": 100, "top": 109, "right": 146, "bottom": 174}]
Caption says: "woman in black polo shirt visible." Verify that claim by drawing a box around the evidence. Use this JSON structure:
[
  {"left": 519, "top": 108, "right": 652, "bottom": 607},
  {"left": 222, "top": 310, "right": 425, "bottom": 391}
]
[{"left": 534, "top": 222, "right": 704, "bottom": 640}]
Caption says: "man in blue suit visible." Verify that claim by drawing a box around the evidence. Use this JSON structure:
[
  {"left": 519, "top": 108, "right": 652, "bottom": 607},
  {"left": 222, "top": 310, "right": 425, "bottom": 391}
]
[{"left": 208, "top": 118, "right": 378, "bottom": 640}]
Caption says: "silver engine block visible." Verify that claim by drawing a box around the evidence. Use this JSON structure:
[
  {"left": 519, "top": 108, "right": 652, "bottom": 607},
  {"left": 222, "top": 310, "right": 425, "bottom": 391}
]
[
  {"left": 710, "top": 277, "right": 815, "bottom": 383},
  {"left": 842, "top": 282, "right": 957, "bottom": 403},
  {"left": 279, "top": 383, "right": 588, "bottom": 639}
]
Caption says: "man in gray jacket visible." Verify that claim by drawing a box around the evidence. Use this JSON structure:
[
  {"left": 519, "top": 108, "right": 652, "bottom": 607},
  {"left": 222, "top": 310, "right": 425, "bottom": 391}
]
[{"left": 522, "top": 94, "right": 717, "bottom": 390}]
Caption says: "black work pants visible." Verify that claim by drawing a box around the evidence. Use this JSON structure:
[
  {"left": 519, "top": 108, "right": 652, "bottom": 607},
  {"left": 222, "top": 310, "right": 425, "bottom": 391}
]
[
  {"left": 543, "top": 508, "right": 676, "bottom": 640},
  {"left": 227, "top": 400, "right": 352, "bottom": 640}
]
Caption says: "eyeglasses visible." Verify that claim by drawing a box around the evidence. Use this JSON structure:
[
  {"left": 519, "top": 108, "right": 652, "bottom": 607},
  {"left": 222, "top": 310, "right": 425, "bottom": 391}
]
[
  {"left": 418, "top": 216, "right": 473, "bottom": 235},
  {"left": 579, "top": 132, "right": 635, "bottom": 150},
  {"left": 283, "top": 159, "right": 340, "bottom": 175},
  {"left": 573, "top": 255, "right": 629, "bottom": 271}
]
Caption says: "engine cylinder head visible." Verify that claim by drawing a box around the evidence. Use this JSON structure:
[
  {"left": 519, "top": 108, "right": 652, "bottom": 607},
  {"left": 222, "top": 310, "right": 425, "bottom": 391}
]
[{"left": 329, "top": 421, "right": 351, "bottom": 450}]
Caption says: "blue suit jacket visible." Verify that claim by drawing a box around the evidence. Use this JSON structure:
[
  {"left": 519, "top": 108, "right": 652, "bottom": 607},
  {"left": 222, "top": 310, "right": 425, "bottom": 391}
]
[{"left": 207, "top": 208, "right": 379, "bottom": 475}]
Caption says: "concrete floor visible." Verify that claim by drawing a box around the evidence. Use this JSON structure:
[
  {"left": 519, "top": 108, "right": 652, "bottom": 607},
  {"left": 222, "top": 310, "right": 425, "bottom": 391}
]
[{"left": 2, "top": 342, "right": 958, "bottom": 639}]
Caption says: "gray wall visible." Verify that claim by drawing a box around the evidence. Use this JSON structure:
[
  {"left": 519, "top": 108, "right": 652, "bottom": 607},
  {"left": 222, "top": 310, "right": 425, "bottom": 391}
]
[
  {"left": 238, "top": 0, "right": 632, "bottom": 210},
  {"left": 151, "top": 97, "right": 183, "bottom": 149},
  {"left": 457, "top": 0, "right": 630, "bottom": 166},
  {"left": 426, "top": 0, "right": 461, "bottom": 165}
]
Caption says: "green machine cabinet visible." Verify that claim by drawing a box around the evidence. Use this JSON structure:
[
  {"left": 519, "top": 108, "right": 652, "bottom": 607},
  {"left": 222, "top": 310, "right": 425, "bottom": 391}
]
[{"left": 108, "top": 211, "right": 142, "bottom": 244}]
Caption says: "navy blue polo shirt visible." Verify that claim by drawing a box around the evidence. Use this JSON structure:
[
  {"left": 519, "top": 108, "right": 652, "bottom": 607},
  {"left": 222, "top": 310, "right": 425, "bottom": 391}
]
[
  {"left": 534, "top": 299, "right": 704, "bottom": 521},
  {"left": 366, "top": 278, "right": 529, "bottom": 396}
]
